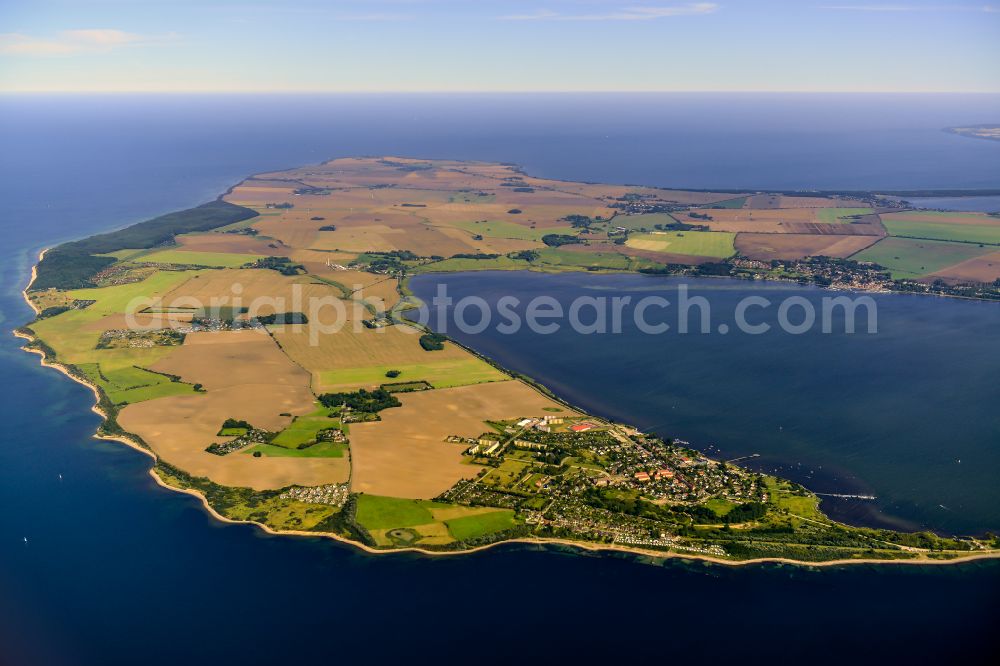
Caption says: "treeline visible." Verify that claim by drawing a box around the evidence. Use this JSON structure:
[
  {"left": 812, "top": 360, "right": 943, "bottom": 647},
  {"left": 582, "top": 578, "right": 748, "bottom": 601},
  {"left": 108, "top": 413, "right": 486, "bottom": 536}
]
[
  {"left": 637, "top": 262, "right": 733, "bottom": 277},
  {"left": 360, "top": 250, "right": 420, "bottom": 273},
  {"left": 542, "top": 234, "right": 581, "bottom": 247},
  {"left": 654, "top": 221, "right": 708, "bottom": 232},
  {"left": 562, "top": 214, "right": 594, "bottom": 228},
  {"left": 318, "top": 388, "right": 400, "bottom": 413},
  {"left": 582, "top": 488, "right": 684, "bottom": 524},
  {"left": 419, "top": 332, "right": 447, "bottom": 351},
  {"left": 255, "top": 312, "right": 309, "bottom": 325},
  {"left": 32, "top": 200, "right": 258, "bottom": 290},
  {"left": 684, "top": 502, "right": 767, "bottom": 524},
  {"left": 252, "top": 256, "right": 305, "bottom": 275},
  {"left": 451, "top": 252, "right": 499, "bottom": 260}
]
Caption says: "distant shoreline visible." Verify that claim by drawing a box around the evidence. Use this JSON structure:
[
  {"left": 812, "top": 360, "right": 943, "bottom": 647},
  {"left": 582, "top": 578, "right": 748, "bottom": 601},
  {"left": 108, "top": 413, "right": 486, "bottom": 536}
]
[{"left": 945, "top": 125, "right": 1000, "bottom": 143}]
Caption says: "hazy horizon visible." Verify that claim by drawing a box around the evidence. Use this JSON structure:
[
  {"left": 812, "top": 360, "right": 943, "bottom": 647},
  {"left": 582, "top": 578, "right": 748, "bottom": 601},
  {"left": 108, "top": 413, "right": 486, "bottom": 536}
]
[{"left": 2, "top": 1, "right": 998, "bottom": 94}]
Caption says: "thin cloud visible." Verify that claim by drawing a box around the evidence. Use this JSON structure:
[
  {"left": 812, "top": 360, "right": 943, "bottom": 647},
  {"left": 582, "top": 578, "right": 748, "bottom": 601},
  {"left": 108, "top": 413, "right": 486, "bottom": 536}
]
[
  {"left": 0, "top": 29, "right": 176, "bottom": 56},
  {"left": 820, "top": 4, "right": 998, "bottom": 11},
  {"left": 329, "top": 13, "right": 411, "bottom": 21},
  {"left": 501, "top": 3, "right": 719, "bottom": 21}
]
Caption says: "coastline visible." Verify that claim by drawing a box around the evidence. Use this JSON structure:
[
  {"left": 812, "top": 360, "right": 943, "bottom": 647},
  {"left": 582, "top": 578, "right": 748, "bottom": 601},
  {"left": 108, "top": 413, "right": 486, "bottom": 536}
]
[{"left": 15, "top": 250, "right": 1000, "bottom": 568}]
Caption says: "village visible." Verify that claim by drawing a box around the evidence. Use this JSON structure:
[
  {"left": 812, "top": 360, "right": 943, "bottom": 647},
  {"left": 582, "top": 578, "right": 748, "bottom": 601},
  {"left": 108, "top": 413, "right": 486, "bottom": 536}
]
[
  {"left": 280, "top": 483, "right": 350, "bottom": 508},
  {"left": 438, "top": 414, "right": 766, "bottom": 551}
]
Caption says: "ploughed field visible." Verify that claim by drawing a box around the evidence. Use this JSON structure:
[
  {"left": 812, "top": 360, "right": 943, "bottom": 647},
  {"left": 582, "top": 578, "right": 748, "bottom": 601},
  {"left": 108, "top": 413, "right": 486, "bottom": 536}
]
[{"left": 19, "top": 157, "right": 1000, "bottom": 561}]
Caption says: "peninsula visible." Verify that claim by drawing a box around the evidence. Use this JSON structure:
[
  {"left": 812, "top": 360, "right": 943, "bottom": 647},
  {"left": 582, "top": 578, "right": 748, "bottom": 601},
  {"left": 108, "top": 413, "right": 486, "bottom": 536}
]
[{"left": 18, "top": 157, "right": 1000, "bottom": 564}]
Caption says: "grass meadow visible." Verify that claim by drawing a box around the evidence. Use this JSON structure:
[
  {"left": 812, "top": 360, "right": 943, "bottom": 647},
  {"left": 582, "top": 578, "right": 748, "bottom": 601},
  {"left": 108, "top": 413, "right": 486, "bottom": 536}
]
[{"left": 853, "top": 237, "right": 993, "bottom": 278}]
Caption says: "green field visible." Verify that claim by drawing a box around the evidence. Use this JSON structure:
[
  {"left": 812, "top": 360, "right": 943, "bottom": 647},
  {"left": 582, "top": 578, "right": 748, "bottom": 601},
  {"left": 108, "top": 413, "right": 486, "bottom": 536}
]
[
  {"left": 852, "top": 237, "right": 993, "bottom": 279},
  {"left": 626, "top": 230, "right": 736, "bottom": 258},
  {"left": 66, "top": 270, "right": 199, "bottom": 318},
  {"left": 886, "top": 211, "right": 990, "bottom": 223},
  {"left": 28, "top": 271, "right": 199, "bottom": 373},
  {"left": 705, "top": 196, "right": 748, "bottom": 209},
  {"left": 355, "top": 495, "right": 450, "bottom": 530},
  {"left": 881, "top": 218, "right": 1000, "bottom": 245},
  {"left": 609, "top": 213, "right": 680, "bottom": 231},
  {"left": 210, "top": 216, "right": 265, "bottom": 232},
  {"left": 245, "top": 441, "right": 346, "bottom": 458},
  {"left": 816, "top": 208, "right": 874, "bottom": 224},
  {"left": 765, "top": 478, "right": 824, "bottom": 520},
  {"left": 445, "top": 510, "right": 517, "bottom": 541},
  {"left": 704, "top": 498, "right": 736, "bottom": 518},
  {"left": 446, "top": 219, "right": 575, "bottom": 242},
  {"left": 415, "top": 256, "right": 531, "bottom": 272},
  {"left": 140, "top": 250, "right": 262, "bottom": 268},
  {"left": 534, "top": 247, "right": 632, "bottom": 269},
  {"left": 270, "top": 407, "right": 342, "bottom": 448},
  {"left": 319, "top": 357, "right": 508, "bottom": 390},
  {"left": 99, "top": 248, "right": 153, "bottom": 261},
  {"left": 78, "top": 362, "right": 196, "bottom": 405}
]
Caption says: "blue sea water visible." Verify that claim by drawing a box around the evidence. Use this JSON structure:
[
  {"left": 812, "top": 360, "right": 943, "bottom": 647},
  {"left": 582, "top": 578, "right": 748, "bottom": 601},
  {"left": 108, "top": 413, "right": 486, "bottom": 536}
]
[
  {"left": 1, "top": 94, "right": 998, "bottom": 665},
  {"left": 408, "top": 272, "right": 1000, "bottom": 535},
  {"left": 905, "top": 195, "right": 1000, "bottom": 212}
]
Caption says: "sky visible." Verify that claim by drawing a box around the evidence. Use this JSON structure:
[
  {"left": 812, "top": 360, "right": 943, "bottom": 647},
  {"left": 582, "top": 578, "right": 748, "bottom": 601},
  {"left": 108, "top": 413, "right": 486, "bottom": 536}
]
[{"left": 0, "top": 0, "right": 998, "bottom": 92}]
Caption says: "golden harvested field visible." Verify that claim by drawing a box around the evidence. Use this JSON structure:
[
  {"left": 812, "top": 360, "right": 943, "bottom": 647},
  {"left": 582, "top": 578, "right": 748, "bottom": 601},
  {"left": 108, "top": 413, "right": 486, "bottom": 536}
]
[
  {"left": 649, "top": 189, "right": 750, "bottom": 206},
  {"left": 152, "top": 329, "right": 311, "bottom": 391},
  {"left": 272, "top": 323, "right": 476, "bottom": 386},
  {"left": 744, "top": 194, "right": 782, "bottom": 209},
  {"left": 287, "top": 249, "right": 360, "bottom": 276},
  {"left": 308, "top": 219, "right": 515, "bottom": 258},
  {"left": 583, "top": 242, "right": 713, "bottom": 265},
  {"left": 676, "top": 208, "right": 884, "bottom": 236},
  {"left": 79, "top": 311, "right": 194, "bottom": 333},
  {"left": 316, "top": 356, "right": 509, "bottom": 393},
  {"left": 675, "top": 208, "right": 820, "bottom": 230},
  {"left": 218, "top": 159, "right": 778, "bottom": 265},
  {"left": 927, "top": 250, "right": 1000, "bottom": 283},
  {"left": 308, "top": 224, "right": 406, "bottom": 253},
  {"left": 118, "top": 329, "right": 347, "bottom": 489},
  {"left": 778, "top": 196, "right": 860, "bottom": 208},
  {"left": 119, "top": 386, "right": 349, "bottom": 489},
  {"left": 249, "top": 216, "right": 321, "bottom": 249},
  {"left": 881, "top": 211, "right": 1000, "bottom": 226},
  {"left": 225, "top": 188, "right": 297, "bottom": 207},
  {"left": 735, "top": 233, "right": 881, "bottom": 260},
  {"left": 516, "top": 177, "right": 637, "bottom": 201},
  {"left": 350, "top": 276, "right": 400, "bottom": 311},
  {"left": 425, "top": 225, "right": 540, "bottom": 255},
  {"left": 349, "top": 381, "right": 574, "bottom": 499},
  {"left": 418, "top": 200, "right": 602, "bottom": 231},
  {"left": 675, "top": 209, "right": 801, "bottom": 233},
  {"left": 310, "top": 268, "right": 399, "bottom": 305},
  {"left": 161, "top": 269, "right": 348, "bottom": 318},
  {"left": 176, "top": 233, "right": 288, "bottom": 255}
]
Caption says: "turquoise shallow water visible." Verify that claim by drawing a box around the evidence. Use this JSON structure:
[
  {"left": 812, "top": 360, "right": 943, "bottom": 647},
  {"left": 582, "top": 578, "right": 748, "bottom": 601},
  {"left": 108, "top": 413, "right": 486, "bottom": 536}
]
[{"left": 1, "top": 94, "right": 997, "bottom": 664}]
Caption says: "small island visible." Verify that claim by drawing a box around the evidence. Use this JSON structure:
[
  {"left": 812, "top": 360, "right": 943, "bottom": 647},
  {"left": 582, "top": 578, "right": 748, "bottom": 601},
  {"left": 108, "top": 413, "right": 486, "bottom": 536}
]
[{"left": 16, "top": 157, "right": 1000, "bottom": 564}]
